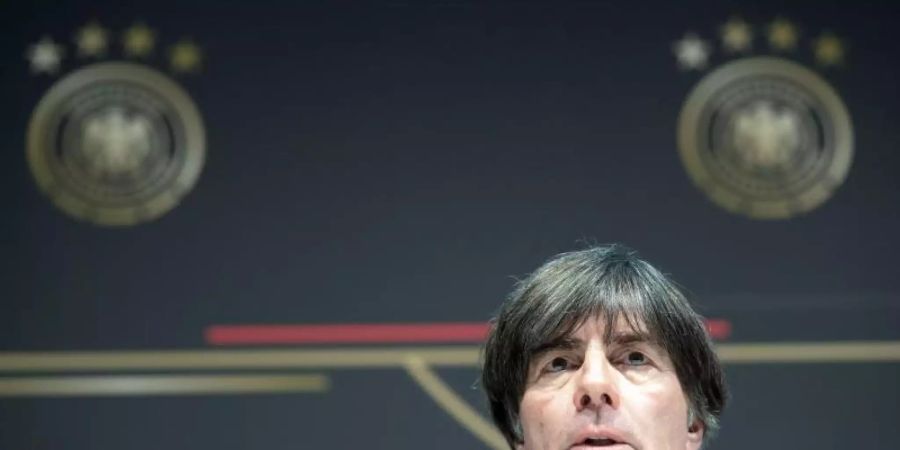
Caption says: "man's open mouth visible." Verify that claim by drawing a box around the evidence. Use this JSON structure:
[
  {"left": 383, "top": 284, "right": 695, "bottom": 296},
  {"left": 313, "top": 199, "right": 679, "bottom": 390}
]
[{"left": 578, "top": 437, "right": 622, "bottom": 447}]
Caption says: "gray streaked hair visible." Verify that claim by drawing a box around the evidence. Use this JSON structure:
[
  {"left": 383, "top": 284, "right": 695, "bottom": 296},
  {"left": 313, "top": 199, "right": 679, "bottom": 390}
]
[{"left": 481, "top": 244, "right": 727, "bottom": 448}]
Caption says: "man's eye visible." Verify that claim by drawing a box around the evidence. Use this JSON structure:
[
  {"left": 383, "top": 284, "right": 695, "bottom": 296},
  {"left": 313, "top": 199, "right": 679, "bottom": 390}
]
[
  {"left": 625, "top": 351, "right": 648, "bottom": 366},
  {"left": 547, "top": 357, "right": 571, "bottom": 372}
]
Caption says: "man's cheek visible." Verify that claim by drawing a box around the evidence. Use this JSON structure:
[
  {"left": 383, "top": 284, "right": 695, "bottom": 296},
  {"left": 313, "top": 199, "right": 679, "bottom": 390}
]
[
  {"left": 520, "top": 392, "right": 562, "bottom": 450},
  {"left": 637, "top": 386, "right": 691, "bottom": 444}
]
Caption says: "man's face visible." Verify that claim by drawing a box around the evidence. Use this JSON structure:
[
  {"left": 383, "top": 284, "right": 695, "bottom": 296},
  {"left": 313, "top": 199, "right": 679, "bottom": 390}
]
[{"left": 516, "top": 316, "right": 703, "bottom": 450}]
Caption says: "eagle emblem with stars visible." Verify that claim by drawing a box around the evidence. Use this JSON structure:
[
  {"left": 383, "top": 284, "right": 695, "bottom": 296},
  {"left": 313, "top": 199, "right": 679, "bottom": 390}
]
[
  {"left": 672, "top": 17, "right": 853, "bottom": 219},
  {"left": 25, "top": 22, "right": 205, "bottom": 226}
]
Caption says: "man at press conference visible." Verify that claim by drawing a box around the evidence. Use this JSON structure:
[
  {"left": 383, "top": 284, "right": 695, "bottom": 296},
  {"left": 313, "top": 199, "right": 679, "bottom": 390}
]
[{"left": 482, "top": 244, "right": 727, "bottom": 449}]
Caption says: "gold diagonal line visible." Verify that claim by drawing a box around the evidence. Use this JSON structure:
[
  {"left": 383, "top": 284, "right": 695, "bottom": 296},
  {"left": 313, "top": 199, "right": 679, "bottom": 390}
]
[
  {"left": 403, "top": 357, "right": 507, "bottom": 450},
  {"left": 0, "top": 374, "right": 329, "bottom": 397},
  {"left": 0, "top": 342, "right": 898, "bottom": 372}
]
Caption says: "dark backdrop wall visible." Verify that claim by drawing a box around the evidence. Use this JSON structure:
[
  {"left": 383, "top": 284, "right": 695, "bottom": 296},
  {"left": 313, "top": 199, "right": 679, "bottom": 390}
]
[{"left": 2, "top": 1, "right": 899, "bottom": 449}]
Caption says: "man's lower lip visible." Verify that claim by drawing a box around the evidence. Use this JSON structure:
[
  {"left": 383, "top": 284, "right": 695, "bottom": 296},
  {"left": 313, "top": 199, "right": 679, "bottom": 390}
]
[{"left": 570, "top": 444, "right": 632, "bottom": 450}]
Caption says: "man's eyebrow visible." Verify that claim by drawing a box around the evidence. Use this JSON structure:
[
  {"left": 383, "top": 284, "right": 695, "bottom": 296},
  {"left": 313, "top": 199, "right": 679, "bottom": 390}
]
[
  {"left": 608, "top": 331, "right": 656, "bottom": 347},
  {"left": 530, "top": 337, "right": 583, "bottom": 356},
  {"left": 529, "top": 331, "right": 659, "bottom": 357}
]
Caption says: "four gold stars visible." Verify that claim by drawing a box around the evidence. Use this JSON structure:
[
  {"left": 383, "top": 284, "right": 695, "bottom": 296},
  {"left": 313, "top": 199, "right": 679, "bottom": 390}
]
[
  {"left": 28, "top": 22, "right": 205, "bottom": 76},
  {"left": 43, "top": 22, "right": 204, "bottom": 74},
  {"left": 671, "top": 16, "right": 846, "bottom": 70}
]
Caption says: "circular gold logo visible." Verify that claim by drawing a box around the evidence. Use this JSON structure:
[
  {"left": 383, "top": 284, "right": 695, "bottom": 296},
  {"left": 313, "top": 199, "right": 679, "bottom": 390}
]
[
  {"left": 27, "top": 62, "right": 205, "bottom": 226},
  {"left": 677, "top": 56, "right": 853, "bottom": 219}
]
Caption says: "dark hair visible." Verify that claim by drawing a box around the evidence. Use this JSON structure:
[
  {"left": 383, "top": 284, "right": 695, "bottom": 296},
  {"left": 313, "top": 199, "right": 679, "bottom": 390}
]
[{"left": 481, "top": 244, "right": 727, "bottom": 448}]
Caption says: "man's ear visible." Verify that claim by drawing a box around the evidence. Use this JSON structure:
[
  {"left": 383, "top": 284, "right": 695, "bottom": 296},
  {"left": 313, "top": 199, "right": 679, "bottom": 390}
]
[{"left": 686, "top": 418, "right": 704, "bottom": 450}]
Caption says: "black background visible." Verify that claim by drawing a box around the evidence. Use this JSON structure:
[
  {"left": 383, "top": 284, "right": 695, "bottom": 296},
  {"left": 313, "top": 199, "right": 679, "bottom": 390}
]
[{"left": 2, "top": 1, "right": 899, "bottom": 449}]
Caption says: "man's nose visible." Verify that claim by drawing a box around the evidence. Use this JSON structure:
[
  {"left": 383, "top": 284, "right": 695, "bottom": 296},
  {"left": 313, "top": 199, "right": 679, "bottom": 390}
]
[{"left": 573, "top": 350, "right": 620, "bottom": 411}]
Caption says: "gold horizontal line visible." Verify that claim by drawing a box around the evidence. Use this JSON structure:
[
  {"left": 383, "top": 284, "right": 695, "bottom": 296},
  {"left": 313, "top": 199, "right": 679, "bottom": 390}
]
[
  {"left": 0, "top": 341, "right": 897, "bottom": 373},
  {"left": 0, "top": 347, "right": 479, "bottom": 372},
  {"left": 716, "top": 341, "right": 900, "bottom": 363},
  {"left": 0, "top": 374, "right": 329, "bottom": 397}
]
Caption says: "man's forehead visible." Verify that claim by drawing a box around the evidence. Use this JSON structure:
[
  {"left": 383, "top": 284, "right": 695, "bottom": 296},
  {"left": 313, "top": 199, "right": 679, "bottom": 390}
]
[
  {"left": 536, "top": 312, "right": 658, "bottom": 350},
  {"left": 571, "top": 314, "right": 651, "bottom": 338}
]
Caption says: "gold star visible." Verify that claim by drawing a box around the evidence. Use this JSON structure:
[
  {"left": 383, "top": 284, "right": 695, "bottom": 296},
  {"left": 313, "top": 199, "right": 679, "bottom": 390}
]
[
  {"left": 721, "top": 17, "right": 753, "bottom": 53},
  {"left": 75, "top": 21, "right": 108, "bottom": 57},
  {"left": 814, "top": 33, "right": 845, "bottom": 66},
  {"left": 673, "top": 33, "right": 711, "bottom": 70},
  {"left": 123, "top": 23, "right": 156, "bottom": 58},
  {"left": 169, "top": 39, "right": 202, "bottom": 73},
  {"left": 26, "top": 36, "right": 65, "bottom": 74},
  {"left": 768, "top": 18, "right": 798, "bottom": 51}
]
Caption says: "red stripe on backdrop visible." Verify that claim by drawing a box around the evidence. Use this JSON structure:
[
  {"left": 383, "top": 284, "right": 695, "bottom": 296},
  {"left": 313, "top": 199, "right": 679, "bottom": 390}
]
[
  {"left": 206, "top": 319, "right": 731, "bottom": 345},
  {"left": 706, "top": 319, "right": 732, "bottom": 340},
  {"left": 206, "top": 322, "right": 491, "bottom": 345}
]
